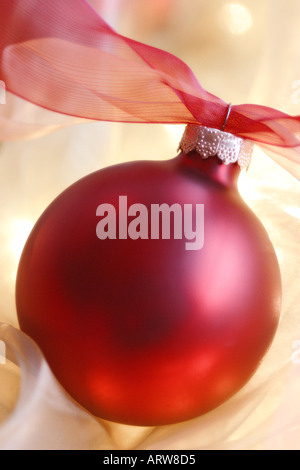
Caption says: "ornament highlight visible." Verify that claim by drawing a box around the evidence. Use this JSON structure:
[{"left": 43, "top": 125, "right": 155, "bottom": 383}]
[{"left": 16, "top": 127, "right": 282, "bottom": 426}]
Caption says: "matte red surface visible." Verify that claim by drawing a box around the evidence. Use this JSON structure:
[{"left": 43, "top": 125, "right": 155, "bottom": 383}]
[{"left": 16, "top": 153, "right": 281, "bottom": 425}]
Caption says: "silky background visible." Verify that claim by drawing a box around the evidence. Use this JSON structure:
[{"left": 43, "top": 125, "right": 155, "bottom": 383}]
[{"left": 0, "top": 0, "right": 299, "bottom": 449}]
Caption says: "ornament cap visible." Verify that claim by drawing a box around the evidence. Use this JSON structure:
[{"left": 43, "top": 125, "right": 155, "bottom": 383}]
[{"left": 179, "top": 125, "right": 253, "bottom": 169}]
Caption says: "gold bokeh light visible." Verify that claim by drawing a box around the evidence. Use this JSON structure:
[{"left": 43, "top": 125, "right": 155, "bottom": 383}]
[{"left": 220, "top": 3, "right": 253, "bottom": 35}]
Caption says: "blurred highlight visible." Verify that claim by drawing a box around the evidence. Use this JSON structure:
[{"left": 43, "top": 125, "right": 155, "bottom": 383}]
[
  {"left": 9, "top": 219, "right": 34, "bottom": 263},
  {"left": 220, "top": 3, "right": 253, "bottom": 35},
  {"left": 0, "top": 340, "right": 5, "bottom": 365},
  {"left": 0, "top": 80, "right": 6, "bottom": 105}
]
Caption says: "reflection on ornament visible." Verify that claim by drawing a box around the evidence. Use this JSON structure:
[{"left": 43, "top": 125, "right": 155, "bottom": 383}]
[{"left": 220, "top": 3, "right": 253, "bottom": 35}]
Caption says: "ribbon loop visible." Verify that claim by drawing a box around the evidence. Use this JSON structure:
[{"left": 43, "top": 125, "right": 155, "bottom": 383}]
[{"left": 0, "top": 0, "right": 299, "bottom": 178}]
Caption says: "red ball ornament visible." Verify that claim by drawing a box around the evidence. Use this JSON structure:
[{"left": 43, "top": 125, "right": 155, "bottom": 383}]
[{"left": 16, "top": 126, "right": 281, "bottom": 426}]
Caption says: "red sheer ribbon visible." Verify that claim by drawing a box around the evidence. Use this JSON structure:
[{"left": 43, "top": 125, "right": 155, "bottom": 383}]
[{"left": 0, "top": 0, "right": 300, "bottom": 177}]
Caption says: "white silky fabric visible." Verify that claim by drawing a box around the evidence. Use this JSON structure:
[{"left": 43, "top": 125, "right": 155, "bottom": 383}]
[
  {"left": 0, "top": 322, "right": 299, "bottom": 450},
  {"left": 0, "top": 0, "right": 299, "bottom": 450}
]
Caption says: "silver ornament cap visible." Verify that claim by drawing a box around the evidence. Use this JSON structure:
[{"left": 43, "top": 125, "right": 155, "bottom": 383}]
[{"left": 178, "top": 124, "right": 253, "bottom": 169}]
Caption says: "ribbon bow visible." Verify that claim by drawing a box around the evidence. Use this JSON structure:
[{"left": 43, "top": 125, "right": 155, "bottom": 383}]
[{"left": 0, "top": 0, "right": 299, "bottom": 177}]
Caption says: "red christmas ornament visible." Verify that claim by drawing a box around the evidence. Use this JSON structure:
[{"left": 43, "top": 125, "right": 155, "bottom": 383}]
[
  {"left": 16, "top": 126, "right": 281, "bottom": 426},
  {"left": 1, "top": 0, "right": 298, "bottom": 429}
]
